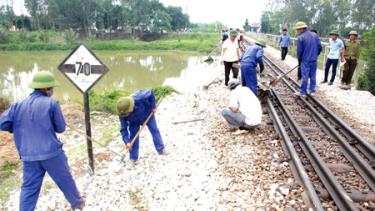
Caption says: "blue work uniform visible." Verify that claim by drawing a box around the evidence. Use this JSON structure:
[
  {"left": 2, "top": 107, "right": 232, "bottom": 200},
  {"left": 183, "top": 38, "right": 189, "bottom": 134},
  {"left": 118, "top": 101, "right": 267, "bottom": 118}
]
[
  {"left": 0, "top": 90, "right": 83, "bottom": 210},
  {"left": 119, "top": 90, "right": 164, "bottom": 160},
  {"left": 297, "top": 29, "right": 322, "bottom": 95},
  {"left": 240, "top": 45, "right": 264, "bottom": 95}
]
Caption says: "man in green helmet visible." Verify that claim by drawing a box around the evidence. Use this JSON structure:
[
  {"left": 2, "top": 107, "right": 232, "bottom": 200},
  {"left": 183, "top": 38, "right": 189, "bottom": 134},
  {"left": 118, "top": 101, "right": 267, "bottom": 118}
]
[
  {"left": 117, "top": 89, "right": 167, "bottom": 162},
  {"left": 0, "top": 71, "right": 85, "bottom": 210},
  {"left": 341, "top": 31, "right": 360, "bottom": 89}
]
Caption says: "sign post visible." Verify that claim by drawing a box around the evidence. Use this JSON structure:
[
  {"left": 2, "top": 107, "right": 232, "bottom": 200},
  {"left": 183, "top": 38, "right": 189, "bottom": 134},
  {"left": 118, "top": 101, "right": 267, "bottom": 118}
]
[{"left": 58, "top": 44, "right": 109, "bottom": 173}]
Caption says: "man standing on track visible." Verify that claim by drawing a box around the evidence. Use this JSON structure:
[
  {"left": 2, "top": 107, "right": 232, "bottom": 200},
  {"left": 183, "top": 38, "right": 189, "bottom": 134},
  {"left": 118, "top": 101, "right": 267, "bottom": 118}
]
[
  {"left": 117, "top": 89, "right": 167, "bottom": 163},
  {"left": 0, "top": 71, "right": 85, "bottom": 211},
  {"left": 295, "top": 21, "right": 322, "bottom": 97},
  {"left": 221, "top": 29, "right": 241, "bottom": 86},
  {"left": 321, "top": 30, "right": 345, "bottom": 85},
  {"left": 279, "top": 28, "right": 292, "bottom": 61},
  {"left": 239, "top": 39, "right": 266, "bottom": 95},
  {"left": 341, "top": 31, "right": 361, "bottom": 89}
]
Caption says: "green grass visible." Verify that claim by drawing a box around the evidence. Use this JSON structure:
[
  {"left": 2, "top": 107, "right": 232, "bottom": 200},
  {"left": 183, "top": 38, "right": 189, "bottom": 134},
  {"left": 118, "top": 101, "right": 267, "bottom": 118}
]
[
  {"left": 0, "top": 160, "right": 21, "bottom": 204},
  {"left": 89, "top": 86, "right": 177, "bottom": 115},
  {"left": 0, "top": 32, "right": 220, "bottom": 52}
]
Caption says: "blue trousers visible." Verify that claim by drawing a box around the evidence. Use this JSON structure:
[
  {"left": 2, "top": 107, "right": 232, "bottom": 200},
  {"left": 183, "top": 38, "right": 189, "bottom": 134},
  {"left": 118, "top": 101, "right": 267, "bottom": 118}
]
[
  {"left": 300, "top": 61, "right": 317, "bottom": 95},
  {"left": 240, "top": 64, "right": 257, "bottom": 95},
  {"left": 129, "top": 116, "right": 164, "bottom": 160},
  {"left": 20, "top": 153, "right": 83, "bottom": 211},
  {"left": 324, "top": 58, "right": 339, "bottom": 82}
]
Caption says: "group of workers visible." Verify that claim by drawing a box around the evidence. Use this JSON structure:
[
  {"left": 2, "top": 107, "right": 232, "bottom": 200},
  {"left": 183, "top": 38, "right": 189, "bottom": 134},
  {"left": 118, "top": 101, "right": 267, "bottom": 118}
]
[
  {"left": 220, "top": 21, "right": 361, "bottom": 131},
  {"left": 280, "top": 23, "right": 361, "bottom": 92},
  {"left": 0, "top": 21, "right": 362, "bottom": 210}
]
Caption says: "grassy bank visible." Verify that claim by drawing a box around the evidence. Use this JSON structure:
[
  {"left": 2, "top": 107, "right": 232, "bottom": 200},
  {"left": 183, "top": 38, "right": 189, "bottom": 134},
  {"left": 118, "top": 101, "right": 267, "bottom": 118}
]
[{"left": 0, "top": 32, "right": 220, "bottom": 52}]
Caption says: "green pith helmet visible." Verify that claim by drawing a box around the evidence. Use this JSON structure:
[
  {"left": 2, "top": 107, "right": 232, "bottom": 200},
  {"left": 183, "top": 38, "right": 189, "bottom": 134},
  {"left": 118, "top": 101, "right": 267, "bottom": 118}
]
[
  {"left": 117, "top": 97, "right": 135, "bottom": 116},
  {"left": 229, "top": 29, "right": 238, "bottom": 36},
  {"left": 349, "top": 31, "right": 358, "bottom": 36},
  {"left": 295, "top": 21, "right": 308, "bottom": 29},
  {"left": 28, "top": 71, "right": 59, "bottom": 89},
  {"left": 255, "top": 39, "right": 267, "bottom": 47},
  {"left": 329, "top": 30, "right": 339, "bottom": 36}
]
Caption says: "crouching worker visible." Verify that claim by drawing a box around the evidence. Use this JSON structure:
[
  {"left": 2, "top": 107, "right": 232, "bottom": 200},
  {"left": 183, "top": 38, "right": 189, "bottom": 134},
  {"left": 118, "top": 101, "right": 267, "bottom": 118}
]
[
  {"left": 0, "top": 71, "right": 85, "bottom": 211},
  {"left": 222, "top": 79, "right": 262, "bottom": 133},
  {"left": 117, "top": 89, "right": 167, "bottom": 162}
]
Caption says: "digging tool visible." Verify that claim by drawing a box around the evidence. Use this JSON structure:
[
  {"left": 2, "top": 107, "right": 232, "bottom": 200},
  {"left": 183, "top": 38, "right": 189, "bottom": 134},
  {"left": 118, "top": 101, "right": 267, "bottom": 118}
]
[
  {"left": 204, "top": 42, "right": 222, "bottom": 62},
  {"left": 109, "top": 99, "right": 163, "bottom": 172},
  {"left": 269, "top": 65, "right": 299, "bottom": 88}
]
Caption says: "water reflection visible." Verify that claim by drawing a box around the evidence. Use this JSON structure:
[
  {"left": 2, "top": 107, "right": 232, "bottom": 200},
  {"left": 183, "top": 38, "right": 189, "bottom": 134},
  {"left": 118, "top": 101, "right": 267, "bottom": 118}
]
[{"left": 0, "top": 51, "right": 220, "bottom": 102}]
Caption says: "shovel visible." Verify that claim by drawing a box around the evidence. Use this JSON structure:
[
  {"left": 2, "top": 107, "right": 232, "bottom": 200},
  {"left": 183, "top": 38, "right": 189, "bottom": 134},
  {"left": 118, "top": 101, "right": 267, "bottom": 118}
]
[
  {"left": 203, "top": 43, "right": 221, "bottom": 62},
  {"left": 269, "top": 65, "right": 299, "bottom": 88},
  {"left": 109, "top": 99, "right": 163, "bottom": 172}
]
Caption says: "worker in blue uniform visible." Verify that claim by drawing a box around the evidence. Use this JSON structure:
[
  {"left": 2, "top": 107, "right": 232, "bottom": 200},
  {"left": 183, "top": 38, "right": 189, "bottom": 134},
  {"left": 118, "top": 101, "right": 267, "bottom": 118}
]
[
  {"left": 239, "top": 39, "right": 267, "bottom": 95},
  {"left": 117, "top": 89, "right": 167, "bottom": 162},
  {"left": 295, "top": 21, "right": 322, "bottom": 97},
  {"left": 0, "top": 71, "right": 85, "bottom": 211}
]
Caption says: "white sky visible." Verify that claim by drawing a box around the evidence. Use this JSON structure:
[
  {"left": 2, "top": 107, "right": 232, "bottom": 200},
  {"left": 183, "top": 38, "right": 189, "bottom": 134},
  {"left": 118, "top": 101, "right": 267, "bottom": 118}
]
[
  {"left": 10, "top": 0, "right": 266, "bottom": 28},
  {"left": 160, "top": 0, "right": 266, "bottom": 28}
]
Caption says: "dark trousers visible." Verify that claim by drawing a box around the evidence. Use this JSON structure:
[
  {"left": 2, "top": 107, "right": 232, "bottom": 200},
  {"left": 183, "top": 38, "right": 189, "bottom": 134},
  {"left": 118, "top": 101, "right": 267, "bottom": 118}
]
[
  {"left": 224, "top": 61, "right": 239, "bottom": 86},
  {"left": 341, "top": 59, "right": 358, "bottom": 84},
  {"left": 281, "top": 47, "right": 288, "bottom": 60},
  {"left": 20, "top": 153, "right": 83, "bottom": 211},
  {"left": 324, "top": 58, "right": 339, "bottom": 82}
]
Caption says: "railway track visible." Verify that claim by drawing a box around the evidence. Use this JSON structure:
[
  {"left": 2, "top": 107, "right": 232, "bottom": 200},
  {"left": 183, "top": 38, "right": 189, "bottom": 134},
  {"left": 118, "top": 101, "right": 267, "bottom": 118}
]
[{"left": 263, "top": 56, "right": 375, "bottom": 210}]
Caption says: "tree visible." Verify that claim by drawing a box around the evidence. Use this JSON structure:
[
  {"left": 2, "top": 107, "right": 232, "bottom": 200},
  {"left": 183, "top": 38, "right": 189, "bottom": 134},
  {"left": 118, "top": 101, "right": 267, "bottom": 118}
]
[
  {"left": 260, "top": 12, "right": 272, "bottom": 33},
  {"left": 358, "top": 27, "right": 375, "bottom": 95},
  {"left": 243, "top": 19, "right": 250, "bottom": 32}
]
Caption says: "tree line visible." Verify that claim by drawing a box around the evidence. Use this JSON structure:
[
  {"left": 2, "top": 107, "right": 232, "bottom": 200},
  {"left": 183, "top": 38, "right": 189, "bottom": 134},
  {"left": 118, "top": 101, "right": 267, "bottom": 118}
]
[
  {"left": 260, "top": 0, "right": 375, "bottom": 37},
  {"left": 0, "top": 0, "right": 190, "bottom": 35}
]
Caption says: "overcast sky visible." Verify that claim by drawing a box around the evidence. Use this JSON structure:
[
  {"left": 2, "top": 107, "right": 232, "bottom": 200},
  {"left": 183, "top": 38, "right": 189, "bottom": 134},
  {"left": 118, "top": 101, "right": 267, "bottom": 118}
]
[
  {"left": 160, "top": 0, "right": 266, "bottom": 28},
  {"left": 11, "top": 0, "right": 266, "bottom": 28}
]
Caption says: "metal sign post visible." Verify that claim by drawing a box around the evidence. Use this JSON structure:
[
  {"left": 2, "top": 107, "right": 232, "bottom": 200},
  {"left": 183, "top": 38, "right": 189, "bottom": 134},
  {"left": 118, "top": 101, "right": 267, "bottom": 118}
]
[{"left": 58, "top": 44, "right": 109, "bottom": 173}]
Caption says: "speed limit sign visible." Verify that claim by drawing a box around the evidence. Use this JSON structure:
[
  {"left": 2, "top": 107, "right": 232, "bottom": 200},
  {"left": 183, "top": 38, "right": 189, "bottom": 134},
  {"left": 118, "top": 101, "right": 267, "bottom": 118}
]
[
  {"left": 58, "top": 44, "right": 110, "bottom": 173},
  {"left": 58, "top": 44, "right": 109, "bottom": 93}
]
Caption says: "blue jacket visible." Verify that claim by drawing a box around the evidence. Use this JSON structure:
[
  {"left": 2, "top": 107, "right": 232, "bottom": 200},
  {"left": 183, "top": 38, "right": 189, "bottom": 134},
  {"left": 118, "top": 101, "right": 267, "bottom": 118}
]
[
  {"left": 240, "top": 45, "right": 264, "bottom": 68},
  {"left": 297, "top": 29, "right": 322, "bottom": 62},
  {"left": 0, "top": 91, "right": 66, "bottom": 161},
  {"left": 279, "top": 34, "right": 292, "bottom": 47},
  {"left": 119, "top": 90, "right": 157, "bottom": 144}
]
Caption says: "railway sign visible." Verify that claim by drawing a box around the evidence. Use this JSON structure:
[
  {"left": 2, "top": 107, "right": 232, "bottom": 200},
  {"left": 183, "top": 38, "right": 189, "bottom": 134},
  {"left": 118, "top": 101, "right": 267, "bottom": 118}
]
[
  {"left": 58, "top": 44, "right": 109, "bottom": 93},
  {"left": 58, "top": 44, "right": 110, "bottom": 173}
]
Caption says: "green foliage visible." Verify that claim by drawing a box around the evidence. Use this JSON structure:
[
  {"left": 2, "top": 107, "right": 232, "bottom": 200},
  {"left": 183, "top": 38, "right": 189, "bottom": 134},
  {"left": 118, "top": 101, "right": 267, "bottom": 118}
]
[
  {"left": 357, "top": 27, "right": 375, "bottom": 95},
  {"left": 89, "top": 90, "right": 129, "bottom": 114},
  {"left": 88, "top": 86, "right": 176, "bottom": 114},
  {"left": 262, "top": 0, "right": 373, "bottom": 36},
  {"left": 151, "top": 86, "right": 177, "bottom": 101},
  {"left": 64, "top": 28, "right": 77, "bottom": 44},
  {"left": 0, "top": 160, "right": 20, "bottom": 180}
]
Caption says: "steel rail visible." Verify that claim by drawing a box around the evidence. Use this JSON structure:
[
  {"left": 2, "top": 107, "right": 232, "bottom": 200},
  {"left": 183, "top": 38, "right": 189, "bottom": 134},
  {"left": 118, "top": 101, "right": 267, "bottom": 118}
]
[
  {"left": 266, "top": 98, "right": 324, "bottom": 211},
  {"left": 263, "top": 56, "right": 375, "bottom": 162},
  {"left": 264, "top": 58, "right": 375, "bottom": 192},
  {"left": 271, "top": 90, "right": 359, "bottom": 210}
]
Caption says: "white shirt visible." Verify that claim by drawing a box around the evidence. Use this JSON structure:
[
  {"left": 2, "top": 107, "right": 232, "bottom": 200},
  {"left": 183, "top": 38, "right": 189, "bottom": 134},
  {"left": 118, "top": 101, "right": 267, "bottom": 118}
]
[
  {"left": 327, "top": 38, "right": 344, "bottom": 59},
  {"left": 221, "top": 38, "right": 240, "bottom": 62},
  {"left": 229, "top": 86, "right": 262, "bottom": 126}
]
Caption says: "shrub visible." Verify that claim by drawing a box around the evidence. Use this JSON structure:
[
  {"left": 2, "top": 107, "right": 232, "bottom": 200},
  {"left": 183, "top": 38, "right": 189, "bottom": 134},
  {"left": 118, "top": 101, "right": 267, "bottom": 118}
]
[
  {"left": 88, "top": 86, "right": 177, "bottom": 114},
  {"left": 357, "top": 27, "right": 375, "bottom": 95}
]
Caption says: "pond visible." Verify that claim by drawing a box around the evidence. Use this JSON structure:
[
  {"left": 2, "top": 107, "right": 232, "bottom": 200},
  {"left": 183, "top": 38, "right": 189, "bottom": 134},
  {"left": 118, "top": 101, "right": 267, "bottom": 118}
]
[{"left": 0, "top": 50, "right": 220, "bottom": 103}]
